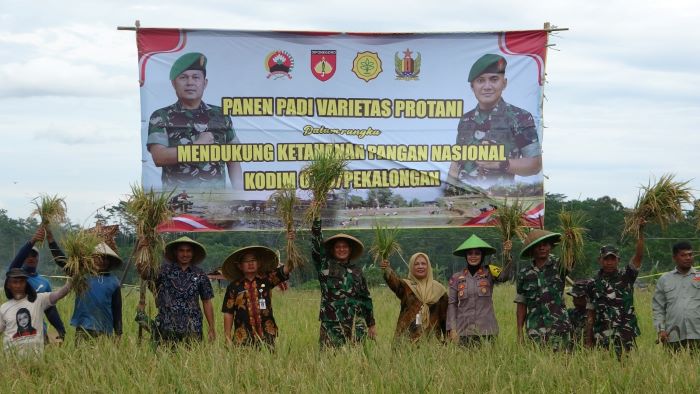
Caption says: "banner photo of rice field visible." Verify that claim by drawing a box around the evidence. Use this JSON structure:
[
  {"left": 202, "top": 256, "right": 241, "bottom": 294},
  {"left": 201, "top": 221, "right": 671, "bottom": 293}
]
[{"left": 136, "top": 28, "right": 548, "bottom": 230}]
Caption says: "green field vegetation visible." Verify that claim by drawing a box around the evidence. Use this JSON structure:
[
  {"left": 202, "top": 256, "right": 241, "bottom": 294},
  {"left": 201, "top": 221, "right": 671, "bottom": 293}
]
[{"left": 2, "top": 284, "right": 698, "bottom": 393}]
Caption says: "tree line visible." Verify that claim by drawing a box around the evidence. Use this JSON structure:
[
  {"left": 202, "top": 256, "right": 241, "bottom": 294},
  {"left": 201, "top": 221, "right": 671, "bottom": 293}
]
[{"left": 1, "top": 192, "right": 698, "bottom": 287}]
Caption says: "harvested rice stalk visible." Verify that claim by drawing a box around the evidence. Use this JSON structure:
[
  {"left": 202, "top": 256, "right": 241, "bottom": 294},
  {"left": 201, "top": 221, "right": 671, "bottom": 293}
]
[
  {"left": 302, "top": 149, "right": 348, "bottom": 223},
  {"left": 125, "top": 184, "right": 174, "bottom": 279},
  {"left": 623, "top": 174, "right": 693, "bottom": 239},
  {"left": 492, "top": 199, "right": 528, "bottom": 266},
  {"left": 62, "top": 230, "right": 101, "bottom": 295},
  {"left": 558, "top": 209, "right": 588, "bottom": 272},
  {"left": 369, "top": 221, "right": 402, "bottom": 264},
  {"left": 269, "top": 184, "right": 305, "bottom": 270},
  {"left": 31, "top": 194, "right": 68, "bottom": 227}
]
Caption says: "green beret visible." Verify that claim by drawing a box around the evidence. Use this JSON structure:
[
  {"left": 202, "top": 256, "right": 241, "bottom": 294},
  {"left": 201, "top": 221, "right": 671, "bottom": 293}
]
[
  {"left": 169, "top": 52, "right": 207, "bottom": 80},
  {"left": 468, "top": 54, "right": 507, "bottom": 83}
]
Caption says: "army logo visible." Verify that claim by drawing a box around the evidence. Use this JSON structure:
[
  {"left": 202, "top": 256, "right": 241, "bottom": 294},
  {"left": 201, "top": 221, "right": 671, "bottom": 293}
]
[
  {"left": 394, "top": 48, "right": 421, "bottom": 80},
  {"left": 352, "top": 51, "right": 382, "bottom": 82},
  {"left": 265, "top": 50, "right": 294, "bottom": 79},
  {"left": 311, "top": 50, "right": 336, "bottom": 82}
]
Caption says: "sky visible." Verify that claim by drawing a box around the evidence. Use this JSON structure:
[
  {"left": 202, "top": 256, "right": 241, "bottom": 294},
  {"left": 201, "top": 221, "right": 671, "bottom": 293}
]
[{"left": 0, "top": 0, "right": 698, "bottom": 224}]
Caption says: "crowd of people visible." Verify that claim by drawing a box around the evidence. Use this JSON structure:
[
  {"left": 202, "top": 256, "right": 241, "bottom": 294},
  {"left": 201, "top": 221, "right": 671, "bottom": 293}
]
[{"left": 1, "top": 219, "right": 698, "bottom": 358}]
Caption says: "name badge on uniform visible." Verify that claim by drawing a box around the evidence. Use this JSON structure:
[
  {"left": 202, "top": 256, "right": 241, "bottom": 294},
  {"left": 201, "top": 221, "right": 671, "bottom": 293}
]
[{"left": 258, "top": 287, "right": 266, "bottom": 309}]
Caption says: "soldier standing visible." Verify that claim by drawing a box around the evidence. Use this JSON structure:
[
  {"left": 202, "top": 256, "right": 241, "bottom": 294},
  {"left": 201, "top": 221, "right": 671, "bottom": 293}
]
[
  {"left": 515, "top": 230, "right": 572, "bottom": 351},
  {"left": 311, "top": 216, "right": 376, "bottom": 348},
  {"left": 567, "top": 280, "right": 590, "bottom": 345},
  {"left": 448, "top": 54, "right": 542, "bottom": 190},
  {"left": 585, "top": 233, "right": 645, "bottom": 358},
  {"left": 147, "top": 52, "right": 242, "bottom": 190}
]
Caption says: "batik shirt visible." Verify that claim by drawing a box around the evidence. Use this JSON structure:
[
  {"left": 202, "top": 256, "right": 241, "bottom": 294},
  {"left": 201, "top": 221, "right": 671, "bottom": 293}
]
[
  {"left": 147, "top": 101, "right": 237, "bottom": 189},
  {"left": 454, "top": 98, "right": 540, "bottom": 186},
  {"left": 311, "top": 220, "right": 375, "bottom": 328},
  {"left": 586, "top": 264, "right": 640, "bottom": 345},
  {"left": 515, "top": 255, "right": 571, "bottom": 340},
  {"left": 153, "top": 262, "right": 214, "bottom": 335},
  {"left": 221, "top": 266, "right": 289, "bottom": 345}
]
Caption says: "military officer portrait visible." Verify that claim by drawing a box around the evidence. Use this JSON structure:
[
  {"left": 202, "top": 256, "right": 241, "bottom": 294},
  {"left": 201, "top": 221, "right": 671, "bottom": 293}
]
[
  {"left": 448, "top": 53, "right": 542, "bottom": 190},
  {"left": 147, "top": 52, "right": 242, "bottom": 191}
]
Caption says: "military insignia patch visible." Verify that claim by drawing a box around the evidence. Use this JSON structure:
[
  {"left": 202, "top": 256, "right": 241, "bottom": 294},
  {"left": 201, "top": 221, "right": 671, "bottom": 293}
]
[
  {"left": 266, "top": 50, "right": 294, "bottom": 79},
  {"left": 394, "top": 48, "right": 421, "bottom": 80},
  {"left": 480, "top": 287, "right": 487, "bottom": 294},
  {"left": 352, "top": 51, "right": 382, "bottom": 82},
  {"left": 311, "top": 50, "right": 336, "bottom": 82}
]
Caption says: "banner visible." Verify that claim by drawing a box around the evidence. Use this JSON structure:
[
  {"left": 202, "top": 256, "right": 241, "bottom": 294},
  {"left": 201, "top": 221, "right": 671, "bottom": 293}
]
[{"left": 136, "top": 28, "right": 548, "bottom": 230}]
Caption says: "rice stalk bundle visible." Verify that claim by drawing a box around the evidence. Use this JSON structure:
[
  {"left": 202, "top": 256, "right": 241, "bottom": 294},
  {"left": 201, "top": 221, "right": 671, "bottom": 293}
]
[
  {"left": 623, "top": 174, "right": 693, "bottom": 239},
  {"left": 62, "top": 230, "right": 101, "bottom": 295},
  {"left": 558, "top": 209, "right": 588, "bottom": 272},
  {"left": 269, "top": 184, "right": 305, "bottom": 270},
  {"left": 369, "top": 221, "right": 402, "bottom": 264},
  {"left": 31, "top": 194, "right": 68, "bottom": 227},
  {"left": 492, "top": 199, "right": 528, "bottom": 265},
  {"left": 302, "top": 149, "right": 348, "bottom": 223},
  {"left": 125, "top": 184, "right": 174, "bottom": 279}
]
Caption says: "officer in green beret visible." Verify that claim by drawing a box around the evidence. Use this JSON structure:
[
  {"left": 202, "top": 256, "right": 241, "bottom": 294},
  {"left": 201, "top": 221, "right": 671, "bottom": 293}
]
[
  {"left": 147, "top": 52, "right": 242, "bottom": 191},
  {"left": 448, "top": 53, "right": 542, "bottom": 192}
]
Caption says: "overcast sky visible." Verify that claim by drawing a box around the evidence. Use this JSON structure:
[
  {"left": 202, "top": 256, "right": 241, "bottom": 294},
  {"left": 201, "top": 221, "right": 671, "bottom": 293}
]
[{"left": 1, "top": 0, "right": 698, "bottom": 224}]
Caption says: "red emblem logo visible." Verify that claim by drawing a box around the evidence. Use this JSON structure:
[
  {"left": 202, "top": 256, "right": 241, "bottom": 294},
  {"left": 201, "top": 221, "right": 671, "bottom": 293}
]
[
  {"left": 311, "top": 50, "right": 336, "bottom": 82},
  {"left": 265, "top": 50, "right": 294, "bottom": 79}
]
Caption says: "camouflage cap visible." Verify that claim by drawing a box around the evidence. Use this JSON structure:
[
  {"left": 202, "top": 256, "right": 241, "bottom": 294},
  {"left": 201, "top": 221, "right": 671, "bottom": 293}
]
[
  {"left": 600, "top": 245, "right": 620, "bottom": 258},
  {"left": 567, "top": 279, "right": 590, "bottom": 298},
  {"left": 221, "top": 246, "right": 279, "bottom": 282},
  {"left": 169, "top": 52, "right": 207, "bottom": 80},
  {"left": 468, "top": 54, "right": 507, "bottom": 83}
]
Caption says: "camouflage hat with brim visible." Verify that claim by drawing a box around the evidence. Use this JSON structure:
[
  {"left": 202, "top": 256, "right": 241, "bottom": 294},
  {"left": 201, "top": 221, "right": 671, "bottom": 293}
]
[
  {"left": 324, "top": 234, "right": 364, "bottom": 261},
  {"left": 94, "top": 242, "right": 123, "bottom": 270},
  {"left": 468, "top": 53, "right": 507, "bottom": 83},
  {"left": 164, "top": 236, "right": 207, "bottom": 265},
  {"left": 453, "top": 234, "right": 497, "bottom": 257},
  {"left": 169, "top": 52, "right": 207, "bottom": 80},
  {"left": 221, "top": 246, "right": 279, "bottom": 282},
  {"left": 519, "top": 229, "right": 561, "bottom": 259}
]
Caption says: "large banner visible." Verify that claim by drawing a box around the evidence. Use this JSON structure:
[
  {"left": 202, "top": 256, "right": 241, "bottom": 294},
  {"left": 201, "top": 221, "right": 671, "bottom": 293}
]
[{"left": 136, "top": 28, "right": 548, "bottom": 230}]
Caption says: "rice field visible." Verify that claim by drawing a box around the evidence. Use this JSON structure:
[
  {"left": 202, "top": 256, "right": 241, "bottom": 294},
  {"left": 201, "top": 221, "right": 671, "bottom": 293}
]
[{"left": 2, "top": 284, "right": 698, "bottom": 393}]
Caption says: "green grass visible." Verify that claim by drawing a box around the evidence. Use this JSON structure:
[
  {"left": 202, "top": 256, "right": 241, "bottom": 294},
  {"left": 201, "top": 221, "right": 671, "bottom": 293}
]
[{"left": 2, "top": 284, "right": 699, "bottom": 393}]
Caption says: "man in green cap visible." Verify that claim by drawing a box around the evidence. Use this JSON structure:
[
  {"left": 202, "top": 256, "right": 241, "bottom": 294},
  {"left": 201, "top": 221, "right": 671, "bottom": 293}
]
[
  {"left": 514, "top": 229, "right": 572, "bottom": 351},
  {"left": 585, "top": 233, "right": 644, "bottom": 358},
  {"left": 448, "top": 53, "right": 542, "bottom": 191},
  {"left": 147, "top": 52, "right": 242, "bottom": 191}
]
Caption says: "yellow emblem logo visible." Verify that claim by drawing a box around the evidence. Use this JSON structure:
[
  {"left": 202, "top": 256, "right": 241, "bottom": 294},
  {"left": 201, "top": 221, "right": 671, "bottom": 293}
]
[{"left": 352, "top": 51, "right": 382, "bottom": 82}]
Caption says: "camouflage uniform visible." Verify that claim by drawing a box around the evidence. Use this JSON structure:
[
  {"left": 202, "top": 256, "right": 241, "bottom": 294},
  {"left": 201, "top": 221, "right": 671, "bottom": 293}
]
[
  {"left": 515, "top": 255, "right": 572, "bottom": 350},
  {"left": 311, "top": 219, "right": 375, "bottom": 348},
  {"left": 454, "top": 98, "right": 540, "bottom": 187},
  {"left": 586, "top": 264, "right": 640, "bottom": 355},
  {"left": 567, "top": 308, "right": 587, "bottom": 344},
  {"left": 147, "top": 101, "right": 237, "bottom": 189}
]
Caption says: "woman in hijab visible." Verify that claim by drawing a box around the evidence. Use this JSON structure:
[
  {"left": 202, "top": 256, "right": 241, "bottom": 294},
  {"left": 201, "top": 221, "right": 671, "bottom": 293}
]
[
  {"left": 447, "top": 235, "right": 512, "bottom": 346},
  {"left": 379, "top": 253, "right": 447, "bottom": 342}
]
